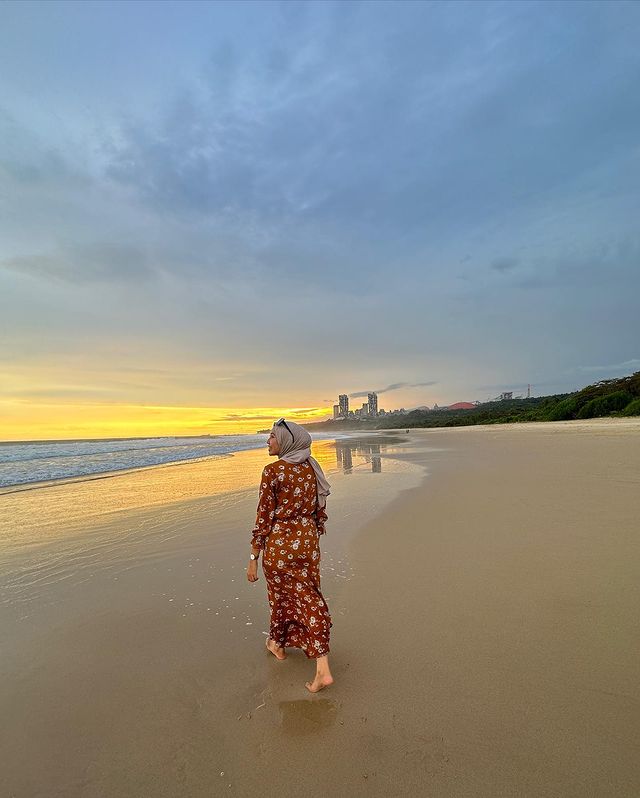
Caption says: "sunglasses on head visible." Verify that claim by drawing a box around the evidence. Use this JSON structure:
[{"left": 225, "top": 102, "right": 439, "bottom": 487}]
[{"left": 275, "top": 417, "right": 294, "bottom": 441}]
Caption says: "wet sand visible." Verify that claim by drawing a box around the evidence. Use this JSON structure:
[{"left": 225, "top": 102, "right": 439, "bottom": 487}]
[{"left": 1, "top": 421, "right": 639, "bottom": 796}]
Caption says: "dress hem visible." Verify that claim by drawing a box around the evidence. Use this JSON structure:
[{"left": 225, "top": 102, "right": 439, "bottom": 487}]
[{"left": 269, "top": 636, "right": 330, "bottom": 659}]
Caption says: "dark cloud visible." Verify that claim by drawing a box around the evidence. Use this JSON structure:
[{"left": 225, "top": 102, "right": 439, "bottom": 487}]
[
  {"left": 491, "top": 257, "right": 519, "bottom": 273},
  {"left": 93, "top": 1, "right": 640, "bottom": 296},
  {"left": 350, "top": 381, "right": 437, "bottom": 398},
  {"left": 0, "top": 243, "right": 155, "bottom": 284}
]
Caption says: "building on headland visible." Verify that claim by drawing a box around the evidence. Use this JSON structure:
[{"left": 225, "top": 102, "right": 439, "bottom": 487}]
[
  {"left": 329, "top": 383, "right": 527, "bottom": 422},
  {"left": 333, "top": 391, "right": 379, "bottom": 420},
  {"left": 328, "top": 389, "right": 490, "bottom": 420}
]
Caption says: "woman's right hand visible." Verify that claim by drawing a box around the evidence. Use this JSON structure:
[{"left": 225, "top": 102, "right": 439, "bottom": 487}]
[{"left": 247, "top": 560, "right": 259, "bottom": 583}]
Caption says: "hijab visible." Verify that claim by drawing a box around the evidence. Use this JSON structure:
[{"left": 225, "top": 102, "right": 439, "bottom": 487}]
[{"left": 273, "top": 420, "right": 331, "bottom": 510}]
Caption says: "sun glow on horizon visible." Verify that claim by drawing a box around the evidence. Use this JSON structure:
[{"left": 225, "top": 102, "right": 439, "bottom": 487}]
[{"left": 0, "top": 401, "right": 331, "bottom": 442}]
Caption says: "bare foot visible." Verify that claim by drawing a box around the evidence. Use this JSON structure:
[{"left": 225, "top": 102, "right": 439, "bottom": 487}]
[
  {"left": 305, "top": 674, "right": 334, "bottom": 693},
  {"left": 265, "top": 638, "right": 287, "bottom": 660}
]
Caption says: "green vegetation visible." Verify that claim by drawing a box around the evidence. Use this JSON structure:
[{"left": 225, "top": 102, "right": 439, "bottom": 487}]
[
  {"left": 304, "top": 371, "right": 640, "bottom": 433},
  {"left": 621, "top": 397, "right": 640, "bottom": 417},
  {"left": 576, "top": 390, "right": 633, "bottom": 419}
]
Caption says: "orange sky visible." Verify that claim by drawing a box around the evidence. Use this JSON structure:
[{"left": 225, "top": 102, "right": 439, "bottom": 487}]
[
  {"left": 0, "top": 400, "right": 331, "bottom": 442},
  {"left": 0, "top": 355, "right": 443, "bottom": 442}
]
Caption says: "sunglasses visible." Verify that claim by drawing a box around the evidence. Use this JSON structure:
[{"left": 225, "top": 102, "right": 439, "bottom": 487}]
[{"left": 274, "top": 417, "right": 295, "bottom": 441}]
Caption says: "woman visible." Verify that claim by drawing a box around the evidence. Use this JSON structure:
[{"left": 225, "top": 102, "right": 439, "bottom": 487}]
[{"left": 246, "top": 418, "right": 334, "bottom": 693}]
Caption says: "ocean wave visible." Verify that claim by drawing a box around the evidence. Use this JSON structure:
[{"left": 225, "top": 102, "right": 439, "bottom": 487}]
[{"left": 0, "top": 434, "right": 268, "bottom": 489}]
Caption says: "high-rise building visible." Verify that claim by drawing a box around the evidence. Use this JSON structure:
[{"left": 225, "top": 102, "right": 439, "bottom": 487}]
[
  {"left": 361, "top": 402, "right": 369, "bottom": 416},
  {"left": 333, "top": 404, "right": 340, "bottom": 420},
  {"left": 339, "top": 394, "right": 349, "bottom": 418},
  {"left": 368, "top": 392, "right": 378, "bottom": 417}
]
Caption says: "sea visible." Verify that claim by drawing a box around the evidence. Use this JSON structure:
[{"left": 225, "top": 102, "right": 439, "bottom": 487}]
[{"left": 0, "top": 434, "right": 275, "bottom": 490}]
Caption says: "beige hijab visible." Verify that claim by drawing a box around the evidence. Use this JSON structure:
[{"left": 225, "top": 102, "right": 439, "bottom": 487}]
[{"left": 273, "top": 420, "right": 331, "bottom": 510}]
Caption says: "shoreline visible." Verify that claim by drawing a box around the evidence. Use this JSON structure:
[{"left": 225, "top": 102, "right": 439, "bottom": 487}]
[
  {"left": 0, "top": 432, "right": 415, "bottom": 546},
  {"left": 0, "top": 451, "right": 248, "bottom": 497},
  {"left": 1, "top": 420, "right": 639, "bottom": 796},
  {"left": 4, "top": 417, "right": 635, "bottom": 497},
  {"left": 0, "top": 430, "right": 371, "bottom": 495},
  {"left": 0, "top": 432, "right": 425, "bottom": 638}
]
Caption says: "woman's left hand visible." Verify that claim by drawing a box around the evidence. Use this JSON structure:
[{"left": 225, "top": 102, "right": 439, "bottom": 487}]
[{"left": 247, "top": 560, "right": 259, "bottom": 583}]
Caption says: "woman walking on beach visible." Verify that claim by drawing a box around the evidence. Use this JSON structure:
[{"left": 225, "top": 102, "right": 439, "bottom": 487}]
[{"left": 246, "top": 418, "right": 334, "bottom": 693}]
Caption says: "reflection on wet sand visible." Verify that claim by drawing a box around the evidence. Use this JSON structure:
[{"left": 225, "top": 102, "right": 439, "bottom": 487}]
[
  {"left": 335, "top": 439, "right": 386, "bottom": 474},
  {"left": 0, "top": 430, "right": 431, "bottom": 797},
  {"left": 279, "top": 698, "right": 337, "bottom": 735}
]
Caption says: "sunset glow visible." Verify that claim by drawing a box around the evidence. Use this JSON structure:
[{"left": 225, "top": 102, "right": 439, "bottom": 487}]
[
  {"left": 0, "top": 401, "right": 330, "bottom": 442},
  {"left": 1, "top": 1, "right": 638, "bottom": 442}
]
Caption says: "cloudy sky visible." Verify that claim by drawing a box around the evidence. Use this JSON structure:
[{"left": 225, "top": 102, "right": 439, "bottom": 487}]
[{"left": 1, "top": 0, "right": 639, "bottom": 439}]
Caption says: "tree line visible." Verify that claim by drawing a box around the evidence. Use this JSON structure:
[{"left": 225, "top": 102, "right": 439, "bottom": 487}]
[{"left": 304, "top": 371, "right": 640, "bottom": 432}]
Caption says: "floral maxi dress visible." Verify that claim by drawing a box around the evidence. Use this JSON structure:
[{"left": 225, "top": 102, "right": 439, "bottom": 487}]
[{"left": 251, "top": 459, "right": 332, "bottom": 658}]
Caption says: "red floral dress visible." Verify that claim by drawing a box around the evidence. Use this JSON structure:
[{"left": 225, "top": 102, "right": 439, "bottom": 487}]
[{"left": 251, "top": 459, "right": 332, "bottom": 658}]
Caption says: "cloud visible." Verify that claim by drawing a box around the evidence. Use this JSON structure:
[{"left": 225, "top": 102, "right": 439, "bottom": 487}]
[
  {"left": 220, "top": 408, "right": 320, "bottom": 422},
  {"left": 577, "top": 359, "right": 640, "bottom": 374},
  {"left": 0, "top": 108, "right": 87, "bottom": 190},
  {"left": 2, "top": 1, "right": 640, "bottom": 413},
  {"left": 2, "top": 383, "right": 155, "bottom": 399},
  {"left": 217, "top": 414, "right": 277, "bottom": 422},
  {"left": 0, "top": 243, "right": 156, "bottom": 284},
  {"left": 476, "top": 383, "right": 531, "bottom": 392},
  {"left": 84, "top": 0, "right": 639, "bottom": 302},
  {"left": 490, "top": 256, "right": 518, "bottom": 273},
  {"left": 350, "top": 381, "right": 437, "bottom": 398}
]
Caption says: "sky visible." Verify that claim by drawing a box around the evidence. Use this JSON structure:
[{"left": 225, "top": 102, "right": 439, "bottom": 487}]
[{"left": 1, "top": 0, "right": 639, "bottom": 440}]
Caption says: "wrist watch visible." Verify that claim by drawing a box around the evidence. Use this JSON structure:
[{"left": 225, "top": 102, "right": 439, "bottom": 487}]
[{"left": 250, "top": 553, "right": 259, "bottom": 561}]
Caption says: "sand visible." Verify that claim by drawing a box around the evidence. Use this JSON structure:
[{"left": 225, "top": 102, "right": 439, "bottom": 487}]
[{"left": 1, "top": 420, "right": 639, "bottom": 797}]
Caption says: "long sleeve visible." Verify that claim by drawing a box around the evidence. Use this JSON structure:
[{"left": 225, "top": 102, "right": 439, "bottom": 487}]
[
  {"left": 251, "top": 466, "right": 277, "bottom": 550},
  {"left": 315, "top": 504, "right": 328, "bottom": 536}
]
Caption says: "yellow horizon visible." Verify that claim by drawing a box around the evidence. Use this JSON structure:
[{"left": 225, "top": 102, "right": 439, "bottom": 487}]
[{"left": 0, "top": 401, "right": 331, "bottom": 442}]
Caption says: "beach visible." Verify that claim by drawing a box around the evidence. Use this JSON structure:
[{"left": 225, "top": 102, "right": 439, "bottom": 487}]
[{"left": 1, "top": 420, "right": 639, "bottom": 797}]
